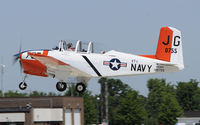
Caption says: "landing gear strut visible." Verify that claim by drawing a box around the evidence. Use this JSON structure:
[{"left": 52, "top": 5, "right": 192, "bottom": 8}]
[
  {"left": 19, "top": 75, "right": 27, "bottom": 90},
  {"left": 75, "top": 82, "right": 86, "bottom": 93},
  {"left": 56, "top": 82, "right": 67, "bottom": 92}
]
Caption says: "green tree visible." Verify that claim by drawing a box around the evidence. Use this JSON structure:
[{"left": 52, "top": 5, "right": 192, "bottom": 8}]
[
  {"left": 4, "top": 90, "right": 27, "bottom": 97},
  {"left": 99, "top": 78, "right": 131, "bottom": 124},
  {"left": 47, "top": 92, "right": 58, "bottom": 96},
  {"left": 0, "top": 90, "right": 3, "bottom": 97},
  {"left": 83, "top": 91, "right": 97, "bottom": 125},
  {"left": 115, "top": 90, "right": 147, "bottom": 125},
  {"left": 176, "top": 79, "right": 200, "bottom": 111},
  {"left": 158, "top": 92, "right": 183, "bottom": 124},
  {"left": 64, "top": 84, "right": 83, "bottom": 97},
  {"left": 147, "top": 78, "right": 183, "bottom": 125},
  {"left": 29, "top": 91, "right": 48, "bottom": 96},
  {"left": 192, "top": 87, "right": 200, "bottom": 110},
  {"left": 98, "top": 77, "right": 146, "bottom": 125}
]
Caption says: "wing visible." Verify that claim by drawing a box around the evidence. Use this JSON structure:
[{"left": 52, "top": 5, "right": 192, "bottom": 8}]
[{"left": 28, "top": 53, "right": 91, "bottom": 81}]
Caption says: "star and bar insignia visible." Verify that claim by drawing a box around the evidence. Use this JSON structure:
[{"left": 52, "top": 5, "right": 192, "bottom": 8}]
[{"left": 103, "top": 58, "right": 127, "bottom": 71}]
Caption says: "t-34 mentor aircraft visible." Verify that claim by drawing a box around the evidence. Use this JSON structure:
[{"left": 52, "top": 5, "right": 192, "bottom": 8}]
[{"left": 14, "top": 27, "right": 184, "bottom": 93}]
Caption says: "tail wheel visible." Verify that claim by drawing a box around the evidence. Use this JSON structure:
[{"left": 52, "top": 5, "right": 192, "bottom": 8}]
[
  {"left": 56, "top": 82, "right": 67, "bottom": 92},
  {"left": 75, "top": 83, "right": 86, "bottom": 93},
  {"left": 19, "top": 82, "right": 27, "bottom": 90}
]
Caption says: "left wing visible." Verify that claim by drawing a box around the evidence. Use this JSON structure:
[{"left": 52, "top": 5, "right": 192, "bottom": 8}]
[{"left": 28, "top": 53, "right": 91, "bottom": 81}]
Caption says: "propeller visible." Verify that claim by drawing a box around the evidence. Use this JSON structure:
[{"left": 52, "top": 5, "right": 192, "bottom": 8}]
[
  {"left": 13, "top": 53, "right": 20, "bottom": 64},
  {"left": 13, "top": 43, "right": 23, "bottom": 73}
]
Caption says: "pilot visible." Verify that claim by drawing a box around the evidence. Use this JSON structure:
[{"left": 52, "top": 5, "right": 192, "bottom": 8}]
[{"left": 67, "top": 43, "right": 75, "bottom": 51}]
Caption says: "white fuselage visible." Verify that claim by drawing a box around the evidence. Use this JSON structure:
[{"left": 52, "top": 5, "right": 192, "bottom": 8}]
[{"left": 46, "top": 49, "right": 182, "bottom": 78}]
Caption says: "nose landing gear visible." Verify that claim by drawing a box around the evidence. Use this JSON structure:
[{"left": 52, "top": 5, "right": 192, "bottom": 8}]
[
  {"left": 19, "top": 75, "right": 27, "bottom": 90},
  {"left": 19, "top": 82, "right": 27, "bottom": 90}
]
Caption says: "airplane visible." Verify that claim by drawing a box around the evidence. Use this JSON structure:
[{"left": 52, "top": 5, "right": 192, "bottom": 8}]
[{"left": 13, "top": 26, "right": 184, "bottom": 93}]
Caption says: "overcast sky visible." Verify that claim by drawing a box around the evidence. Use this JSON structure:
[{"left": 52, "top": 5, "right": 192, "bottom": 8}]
[{"left": 0, "top": 0, "right": 199, "bottom": 96}]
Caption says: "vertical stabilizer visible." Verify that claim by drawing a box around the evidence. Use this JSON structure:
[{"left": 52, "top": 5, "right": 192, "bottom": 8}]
[{"left": 155, "top": 27, "right": 184, "bottom": 67}]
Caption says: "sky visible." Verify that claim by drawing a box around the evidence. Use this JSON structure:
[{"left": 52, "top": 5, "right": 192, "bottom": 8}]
[{"left": 0, "top": 0, "right": 199, "bottom": 96}]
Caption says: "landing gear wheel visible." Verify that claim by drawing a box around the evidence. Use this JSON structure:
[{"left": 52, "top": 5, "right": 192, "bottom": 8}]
[
  {"left": 75, "top": 83, "right": 86, "bottom": 93},
  {"left": 56, "top": 82, "right": 67, "bottom": 92},
  {"left": 19, "top": 82, "right": 27, "bottom": 90}
]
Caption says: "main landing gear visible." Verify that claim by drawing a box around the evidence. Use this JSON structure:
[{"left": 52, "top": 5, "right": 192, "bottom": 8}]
[
  {"left": 56, "top": 82, "right": 67, "bottom": 92},
  {"left": 56, "top": 82, "right": 86, "bottom": 93},
  {"left": 75, "top": 82, "right": 86, "bottom": 93}
]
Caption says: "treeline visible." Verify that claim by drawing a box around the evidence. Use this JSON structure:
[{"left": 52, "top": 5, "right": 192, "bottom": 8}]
[
  {"left": 97, "top": 78, "right": 200, "bottom": 125},
  {"left": 0, "top": 78, "right": 199, "bottom": 125}
]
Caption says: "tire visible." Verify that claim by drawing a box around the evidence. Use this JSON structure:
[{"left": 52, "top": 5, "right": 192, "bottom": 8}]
[
  {"left": 19, "top": 82, "right": 27, "bottom": 90},
  {"left": 75, "top": 83, "right": 86, "bottom": 93},
  {"left": 56, "top": 82, "right": 67, "bottom": 92}
]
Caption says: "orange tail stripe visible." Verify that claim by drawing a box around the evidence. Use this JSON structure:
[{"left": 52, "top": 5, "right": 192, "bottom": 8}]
[{"left": 155, "top": 27, "right": 173, "bottom": 62}]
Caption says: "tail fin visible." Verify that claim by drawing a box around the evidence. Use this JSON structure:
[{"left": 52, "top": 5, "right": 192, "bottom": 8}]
[
  {"left": 156, "top": 27, "right": 184, "bottom": 66},
  {"left": 139, "top": 27, "right": 184, "bottom": 70}
]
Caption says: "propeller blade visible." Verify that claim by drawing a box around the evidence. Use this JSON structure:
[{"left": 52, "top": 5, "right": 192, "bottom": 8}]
[
  {"left": 13, "top": 58, "right": 18, "bottom": 65},
  {"left": 13, "top": 53, "right": 23, "bottom": 74},
  {"left": 19, "top": 42, "right": 22, "bottom": 53},
  {"left": 13, "top": 42, "right": 23, "bottom": 74},
  {"left": 19, "top": 60, "right": 23, "bottom": 74},
  {"left": 13, "top": 53, "right": 20, "bottom": 65}
]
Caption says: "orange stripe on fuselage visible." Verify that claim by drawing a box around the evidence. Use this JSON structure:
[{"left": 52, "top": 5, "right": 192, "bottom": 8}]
[{"left": 139, "top": 55, "right": 156, "bottom": 59}]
